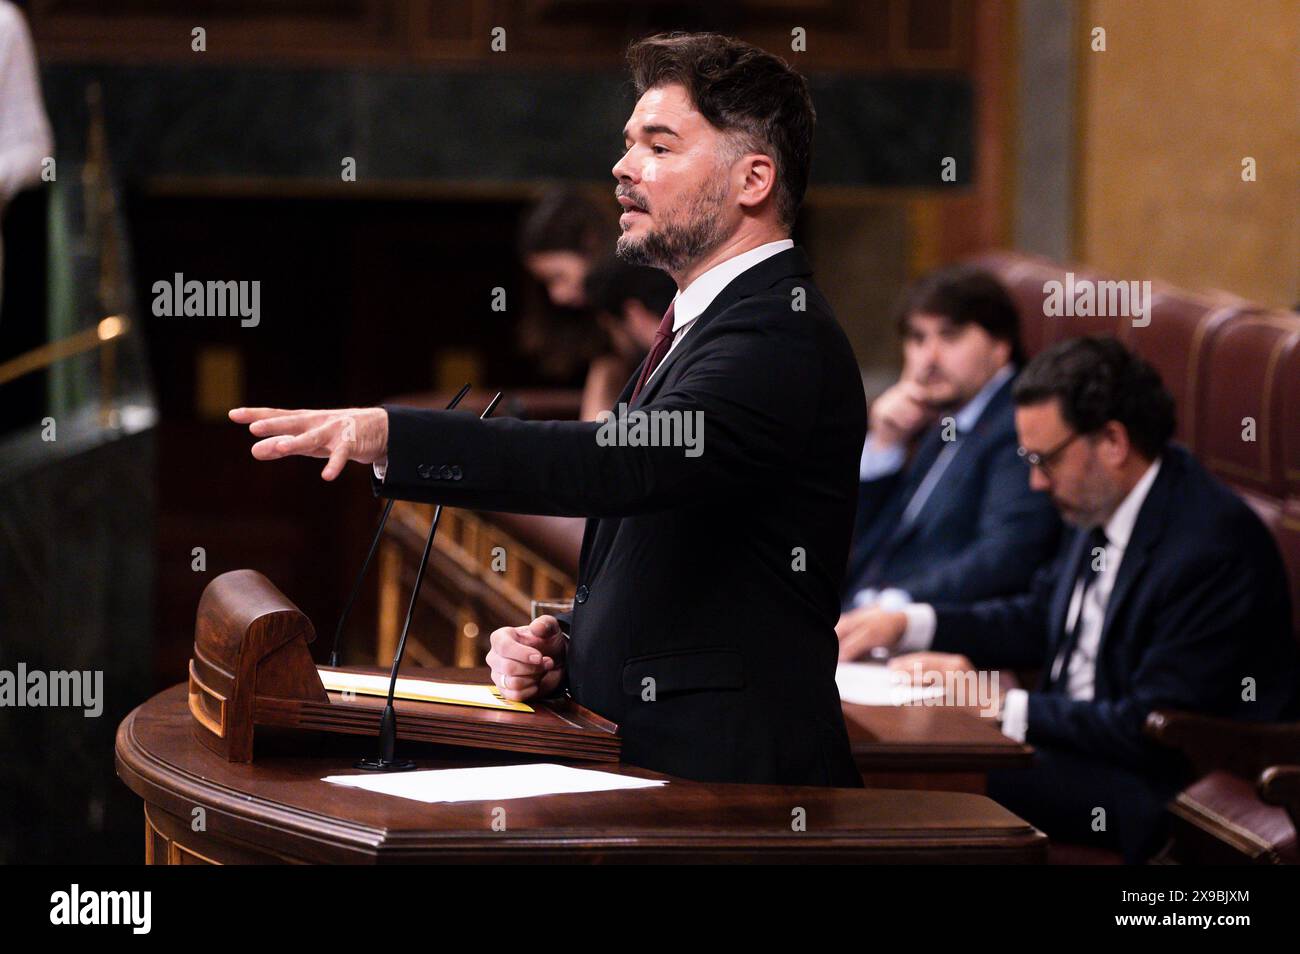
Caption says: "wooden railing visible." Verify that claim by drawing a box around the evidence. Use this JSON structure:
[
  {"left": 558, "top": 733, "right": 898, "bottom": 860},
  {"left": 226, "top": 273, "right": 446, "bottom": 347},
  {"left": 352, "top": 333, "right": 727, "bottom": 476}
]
[{"left": 378, "top": 502, "right": 579, "bottom": 668}]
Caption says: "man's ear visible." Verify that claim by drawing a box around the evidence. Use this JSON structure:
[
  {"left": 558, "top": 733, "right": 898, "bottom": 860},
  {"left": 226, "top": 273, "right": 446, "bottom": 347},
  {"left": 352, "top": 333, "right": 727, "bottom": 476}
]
[
  {"left": 1098, "top": 420, "right": 1132, "bottom": 466},
  {"left": 991, "top": 337, "right": 1013, "bottom": 368},
  {"left": 735, "top": 152, "right": 777, "bottom": 211}
]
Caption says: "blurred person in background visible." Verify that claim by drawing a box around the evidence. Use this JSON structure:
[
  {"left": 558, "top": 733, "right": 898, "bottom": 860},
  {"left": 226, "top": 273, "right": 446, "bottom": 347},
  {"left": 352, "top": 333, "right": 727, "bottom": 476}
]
[
  {"left": 578, "top": 256, "right": 675, "bottom": 419},
  {"left": 836, "top": 265, "right": 1059, "bottom": 644},
  {"left": 0, "top": 0, "right": 53, "bottom": 316},
  {"left": 519, "top": 186, "right": 610, "bottom": 309},
  {"left": 514, "top": 187, "right": 613, "bottom": 386}
]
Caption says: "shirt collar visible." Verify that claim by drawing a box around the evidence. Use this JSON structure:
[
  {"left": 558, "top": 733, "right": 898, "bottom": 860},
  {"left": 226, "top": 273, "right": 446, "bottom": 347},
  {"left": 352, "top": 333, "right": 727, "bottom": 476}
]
[
  {"left": 951, "top": 363, "right": 1015, "bottom": 434},
  {"left": 1103, "top": 458, "right": 1162, "bottom": 550},
  {"left": 670, "top": 239, "right": 795, "bottom": 330}
]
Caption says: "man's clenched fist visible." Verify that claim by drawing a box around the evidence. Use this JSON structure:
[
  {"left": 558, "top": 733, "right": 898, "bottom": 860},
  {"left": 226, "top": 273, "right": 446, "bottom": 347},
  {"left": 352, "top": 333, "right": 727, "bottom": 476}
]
[{"left": 486, "top": 615, "right": 567, "bottom": 702}]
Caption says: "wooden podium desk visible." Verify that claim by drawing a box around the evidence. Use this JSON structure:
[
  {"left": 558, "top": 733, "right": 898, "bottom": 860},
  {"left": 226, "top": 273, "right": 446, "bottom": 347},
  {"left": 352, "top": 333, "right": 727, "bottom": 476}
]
[
  {"left": 116, "top": 685, "right": 1046, "bottom": 864},
  {"left": 843, "top": 702, "right": 1036, "bottom": 794}
]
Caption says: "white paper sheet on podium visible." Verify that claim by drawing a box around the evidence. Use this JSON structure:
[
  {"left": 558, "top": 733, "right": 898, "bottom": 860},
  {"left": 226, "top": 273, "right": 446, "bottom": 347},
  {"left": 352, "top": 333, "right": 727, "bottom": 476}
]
[
  {"left": 835, "top": 662, "right": 946, "bottom": 706},
  {"left": 322, "top": 763, "right": 667, "bottom": 804}
]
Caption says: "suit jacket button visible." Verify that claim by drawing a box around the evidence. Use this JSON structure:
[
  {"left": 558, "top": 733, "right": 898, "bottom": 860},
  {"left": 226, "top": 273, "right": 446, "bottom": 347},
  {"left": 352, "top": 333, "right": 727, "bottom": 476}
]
[
  {"left": 451, "top": 465, "right": 463, "bottom": 480},
  {"left": 575, "top": 584, "right": 589, "bottom": 604},
  {"left": 417, "top": 464, "right": 433, "bottom": 479},
  {"left": 439, "top": 465, "right": 453, "bottom": 480}
]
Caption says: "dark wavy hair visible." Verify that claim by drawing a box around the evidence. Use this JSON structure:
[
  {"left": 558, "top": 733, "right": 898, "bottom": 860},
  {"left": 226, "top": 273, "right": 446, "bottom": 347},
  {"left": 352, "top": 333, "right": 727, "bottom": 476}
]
[
  {"left": 584, "top": 257, "right": 677, "bottom": 317},
  {"left": 895, "top": 264, "right": 1025, "bottom": 367},
  {"left": 626, "top": 32, "right": 815, "bottom": 230},
  {"left": 1012, "top": 336, "right": 1176, "bottom": 459},
  {"left": 518, "top": 188, "right": 610, "bottom": 259}
]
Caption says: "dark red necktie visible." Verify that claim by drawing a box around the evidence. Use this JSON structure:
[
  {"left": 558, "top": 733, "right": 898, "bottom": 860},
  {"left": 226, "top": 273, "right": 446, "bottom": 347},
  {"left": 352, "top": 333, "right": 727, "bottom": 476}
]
[{"left": 630, "top": 300, "right": 677, "bottom": 402}]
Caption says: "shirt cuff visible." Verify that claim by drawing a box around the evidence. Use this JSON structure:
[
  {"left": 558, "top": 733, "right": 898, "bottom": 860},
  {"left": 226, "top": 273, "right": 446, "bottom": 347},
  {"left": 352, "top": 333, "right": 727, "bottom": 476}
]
[
  {"left": 876, "top": 587, "right": 912, "bottom": 610},
  {"left": 897, "top": 603, "right": 936, "bottom": 653},
  {"left": 859, "top": 439, "right": 906, "bottom": 482},
  {"left": 372, "top": 457, "right": 387, "bottom": 481},
  {"left": 999, "top": 688, "right": 1029, "bottom": 742},
  {"left": 850, "top": 586, "right": 879, "bottom": 609}
]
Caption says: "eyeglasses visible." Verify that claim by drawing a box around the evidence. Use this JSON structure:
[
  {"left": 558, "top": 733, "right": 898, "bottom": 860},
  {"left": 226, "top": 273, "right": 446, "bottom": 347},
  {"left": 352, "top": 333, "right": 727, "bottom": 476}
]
[{"left": 1017, "top": 431, "right": 1081, "bottom": 477}]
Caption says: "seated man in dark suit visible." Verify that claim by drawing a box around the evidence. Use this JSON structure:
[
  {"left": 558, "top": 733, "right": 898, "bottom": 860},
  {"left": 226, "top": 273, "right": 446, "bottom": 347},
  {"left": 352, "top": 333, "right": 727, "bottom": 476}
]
[
  {"left": 838, "top": 337, "right": 1299, "bottom": 862},
  {"left": 837, "top": 266, "right": 1060, "bottom": 637}
]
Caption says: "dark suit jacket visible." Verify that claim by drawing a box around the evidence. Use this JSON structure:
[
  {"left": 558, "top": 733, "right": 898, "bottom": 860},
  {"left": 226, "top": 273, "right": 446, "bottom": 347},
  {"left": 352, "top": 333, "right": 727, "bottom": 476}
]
[
  {"left": 843, "top": 373, "right": 1060, "bottom": 607},
  {"left": 933, "top": 445, "right": 1299, "bottom": 779},
  {"left": 374, "top": 247, "right": 867, "bottom": 786}
]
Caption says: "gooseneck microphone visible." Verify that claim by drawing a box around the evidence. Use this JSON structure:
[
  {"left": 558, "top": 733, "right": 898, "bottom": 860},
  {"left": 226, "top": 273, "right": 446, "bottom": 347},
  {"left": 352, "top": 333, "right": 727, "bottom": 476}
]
[
  {"left": 327, "top": 383, "right": 470, "bottom": 668},
  {"left": 357, "top": 390, "right": 503, "bottom": 772}
]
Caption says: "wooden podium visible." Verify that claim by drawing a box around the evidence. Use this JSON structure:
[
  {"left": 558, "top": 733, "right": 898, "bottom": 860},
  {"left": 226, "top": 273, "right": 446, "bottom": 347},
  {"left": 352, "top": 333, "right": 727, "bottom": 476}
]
[
  {"left": 119, "top": 567, "right": 1048, "bottom": 863},
  {"left": 118, "top": 684, "right": 1047, "bottom": 864},
  {"left": 187, "top": 569, "right": 620, "bottom": 764}
]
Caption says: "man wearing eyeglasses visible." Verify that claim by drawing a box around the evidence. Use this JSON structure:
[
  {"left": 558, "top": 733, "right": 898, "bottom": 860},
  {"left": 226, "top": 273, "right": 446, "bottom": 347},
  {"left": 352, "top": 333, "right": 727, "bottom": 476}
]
[{"left": 838, "top": 336, "right": 1298, "bottom": 862}]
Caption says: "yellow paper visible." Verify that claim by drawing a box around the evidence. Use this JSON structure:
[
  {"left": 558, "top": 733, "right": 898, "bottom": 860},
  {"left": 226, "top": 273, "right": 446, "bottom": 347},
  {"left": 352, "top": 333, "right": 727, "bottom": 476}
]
[{"left": 318, "top": 667, "right": 533, "bottom": 713}]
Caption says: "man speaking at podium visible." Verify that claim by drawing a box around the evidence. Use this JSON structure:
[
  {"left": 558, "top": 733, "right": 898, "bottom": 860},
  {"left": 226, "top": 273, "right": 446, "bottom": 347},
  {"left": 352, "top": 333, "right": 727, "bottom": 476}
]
[{"left": 231, "top": 33, "right": 867, "bottom": 787}]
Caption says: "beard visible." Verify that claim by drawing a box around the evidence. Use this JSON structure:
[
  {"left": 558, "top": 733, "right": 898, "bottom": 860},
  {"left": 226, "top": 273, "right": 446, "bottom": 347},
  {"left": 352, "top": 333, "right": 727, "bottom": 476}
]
[
  {"left": 616, "top": 174, "right": 732, "bottom": 273},
  {"left": 1055, "top": 461, "right": 1118, "bottom": 529},
  {"left": 916, "top": 377, "right": 958, "bottom": 411}
]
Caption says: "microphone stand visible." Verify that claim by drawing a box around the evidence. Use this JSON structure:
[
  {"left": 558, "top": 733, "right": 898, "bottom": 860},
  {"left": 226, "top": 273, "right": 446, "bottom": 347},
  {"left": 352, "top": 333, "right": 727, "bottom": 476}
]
[
  {"left": 327, "top": 384, "right": 470, "bottom": 668},
  {"left": 357, "top": 390, "right": 504, "bottom": 771}
]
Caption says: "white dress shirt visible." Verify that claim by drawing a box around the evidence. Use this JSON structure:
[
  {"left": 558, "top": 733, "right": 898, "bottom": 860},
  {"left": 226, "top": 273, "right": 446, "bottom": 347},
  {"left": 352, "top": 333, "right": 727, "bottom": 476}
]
[
  {"left": 1054, "top": 458, "right": 1161, "bottom": 698},
  {"left": 375, "top": 239, "right": 795, "bottom": 481},
  {"left": 646, "top": 238, "right": 794, "bottom": 384},
  {"left": 898, "top": 458, "right": 1162, "bottom": 743}
]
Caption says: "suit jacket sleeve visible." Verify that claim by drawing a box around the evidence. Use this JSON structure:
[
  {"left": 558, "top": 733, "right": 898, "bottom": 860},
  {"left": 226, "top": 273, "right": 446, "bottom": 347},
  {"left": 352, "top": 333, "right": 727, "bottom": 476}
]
[
  {"left": 930, "top": 548, "right": 1062, "bottom": 670},
  {"left": 372, "top": 297, "right": 824, "bottom": 518},
  {"left": 890, "top": 436, "right": 1060, "bottom": 602},
  {"left": 1021, "top": 548, "right": 1284, "bottom": 771},
  {"left": 851, "top": 469, "right": 905, "bottom": 547}
]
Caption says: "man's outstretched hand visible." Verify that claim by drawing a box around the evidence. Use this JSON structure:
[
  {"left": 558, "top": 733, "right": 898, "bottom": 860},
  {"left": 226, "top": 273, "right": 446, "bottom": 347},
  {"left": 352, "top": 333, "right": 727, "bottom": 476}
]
[{"left": 229, "top": 406, "right": 388, "bottom": 481}]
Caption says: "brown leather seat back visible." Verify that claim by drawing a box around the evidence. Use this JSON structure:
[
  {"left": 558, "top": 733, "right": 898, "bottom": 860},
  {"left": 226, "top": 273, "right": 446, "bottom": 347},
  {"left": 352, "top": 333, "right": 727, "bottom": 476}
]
[
  {"left": 1196, "top": 312, "right": 1297, "bottom": 498},
  {"left": 970, "top": 251, "right": 1131, "bottom": 357},
  {"left": 1274, "top": 323, "right": 1300, "bottom": 636},
  {"left": 1129, "top": 291, "right": 1236, "bottom": 450},
  {"left": 1187, "top": 310, "right": 1300, "bottom": 637}
]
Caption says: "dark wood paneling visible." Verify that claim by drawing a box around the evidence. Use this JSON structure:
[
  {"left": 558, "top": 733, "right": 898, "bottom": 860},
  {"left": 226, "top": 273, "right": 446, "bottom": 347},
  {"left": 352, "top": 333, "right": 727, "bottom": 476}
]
[
  {"left": 31, "top": 0, "right": 411, "bottom": 63},
  {"left": 125, "top": 192, "right": 545, "bottom": 687},
  {"left": 30, "top": 0, "right": 970, "bottom": 70}
]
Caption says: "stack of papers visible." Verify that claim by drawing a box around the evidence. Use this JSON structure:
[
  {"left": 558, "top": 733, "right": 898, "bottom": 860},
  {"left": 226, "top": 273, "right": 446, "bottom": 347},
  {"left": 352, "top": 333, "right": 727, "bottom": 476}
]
[
  {"left": 318, "top": 667, "right": 533, "bottom": 713},
  {"left": 322, "top": 763, "right": 667, "bottom": 804}
]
